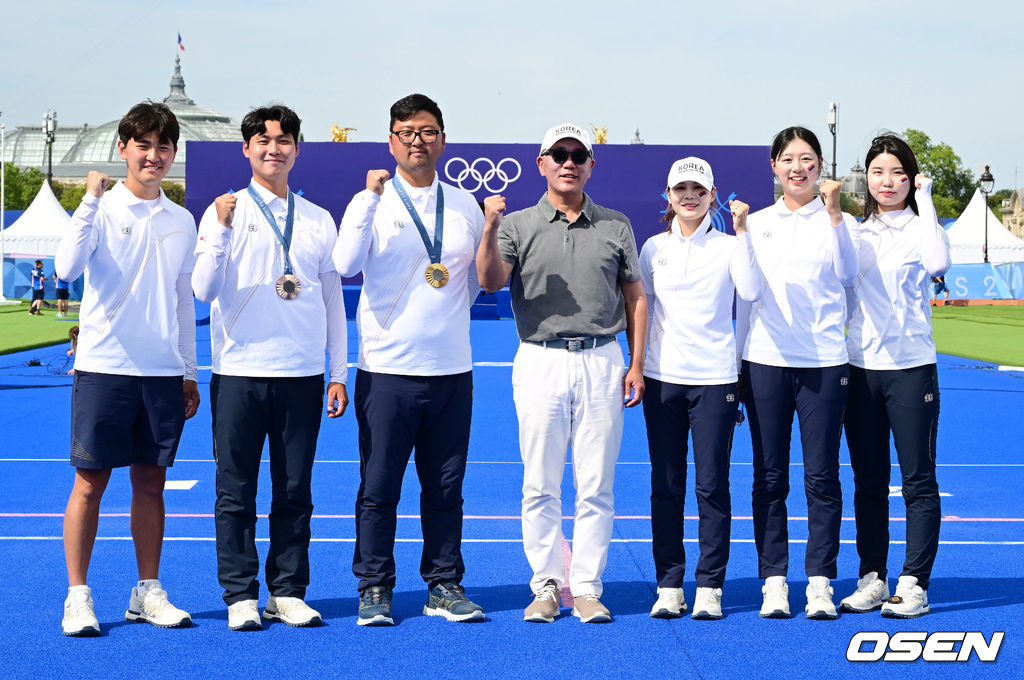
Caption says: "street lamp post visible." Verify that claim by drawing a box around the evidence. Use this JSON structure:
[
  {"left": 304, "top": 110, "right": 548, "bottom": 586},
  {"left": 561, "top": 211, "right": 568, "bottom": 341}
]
[
  {"left": 980, "top": 164, "right": 994, "bottom": 264},
  {"left": 1, "top": 114, "right": 6, "bottom": 302},
  {"left": 43, "top": 110, "right": 57, "bottom": 187},
  {"left": 827, "top": 102, "right": 838, "bottom": 181}
]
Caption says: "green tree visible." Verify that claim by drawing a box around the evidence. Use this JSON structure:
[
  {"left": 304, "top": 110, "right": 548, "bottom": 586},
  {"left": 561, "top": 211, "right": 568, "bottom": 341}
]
[
  {"left": 988, "top": 188, "right": 1011, "bottom": 223},
  {"left": 52, "top": 181, "right": 87, "bottom": 211},
  {"left": 2, "top": 163, "right": 46, "bottom": 210},
  {"left": 160, "top": 181, "right": 185, "bottom": 207},
  {"left": 840, "top": 191, "right": 863, "bottom": 218},
  {"left": 902, "top": 129, "right": 975, "bottom": 218}
]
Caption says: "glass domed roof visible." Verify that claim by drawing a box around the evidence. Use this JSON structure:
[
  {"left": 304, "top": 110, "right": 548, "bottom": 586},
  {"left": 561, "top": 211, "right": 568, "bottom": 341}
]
[{"left": 62, "top": 56, "right": 239, "bottom": 166}]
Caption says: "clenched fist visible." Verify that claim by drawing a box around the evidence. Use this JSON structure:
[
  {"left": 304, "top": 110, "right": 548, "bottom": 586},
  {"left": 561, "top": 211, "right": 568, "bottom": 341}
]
[
  {"left": 729, "top": 199, "right": 750, "bottom": 234},
  {"left": 819, "top": 179, "right": 843, "bottom": 225},
  {"left": 483, "top": 195, "right": 506, "bottom": 231},
  {"left": 366, "top": 170, "right": 390, "bottom": 196},
  {"left": 86, "top": 171, "right": 112, "bottom": 198},
  {"left": 215, "top": 193, "right": 237, "bottom": 228}
]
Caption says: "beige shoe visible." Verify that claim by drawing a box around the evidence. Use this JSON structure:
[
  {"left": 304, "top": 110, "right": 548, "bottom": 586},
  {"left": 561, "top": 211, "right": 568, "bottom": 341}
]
[
  {"left": 124, "top": 583, "right": 191, "bottom": 628},
  {"left": 63, "top": 587, "right": 101, "bottom": 636},
  {"left": 571, "top": 594, "right": 611, "bottom": 623},
  {"left": 650, "top": 587, "right": 686, "bottom": 618},
  {"left": 263, "top": 595, "right": 323, "bottom": 627},
  {"left": 524, "top": 580, "right": 560, "bottom": 623},
  {"left": 227, "top": 599, "right": 262, "bottom": 631}
]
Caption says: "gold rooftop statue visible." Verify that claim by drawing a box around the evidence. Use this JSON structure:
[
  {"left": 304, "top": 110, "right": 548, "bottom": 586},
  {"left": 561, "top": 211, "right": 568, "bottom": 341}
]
[{"left": 330, "top": 125, "right": 357, "bottom": 142}]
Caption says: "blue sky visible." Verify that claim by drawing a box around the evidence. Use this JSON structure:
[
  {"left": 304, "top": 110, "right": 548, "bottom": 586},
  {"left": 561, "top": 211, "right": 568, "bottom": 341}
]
[{"left": 3, "top": 0, "right": 1022, "bottom": 190}]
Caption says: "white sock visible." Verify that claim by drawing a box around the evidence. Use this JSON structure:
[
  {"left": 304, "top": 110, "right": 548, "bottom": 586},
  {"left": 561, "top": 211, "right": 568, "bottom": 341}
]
[
  {"left": 137, "top": 579, "right": 160, "bottom": 593},
  {"left": 68, "top": 585, "right": 90, "bottom": 595}
]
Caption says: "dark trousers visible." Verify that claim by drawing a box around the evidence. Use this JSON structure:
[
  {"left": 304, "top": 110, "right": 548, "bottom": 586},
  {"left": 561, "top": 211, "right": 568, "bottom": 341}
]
[
  {"left": 643, "top": 378, "right": 737, "bottom": 588},
  {"left": 844, "top": 364, "right": 940, "bottom": 590},
  {"left": 211, "top": 373, "right": 324, "bottom": 605},
  {"left": 352, "top": 369, "right": 472, "bottom": 592},
  {"left": 742, "top": 361, "right": 848, "bottom": 579}
]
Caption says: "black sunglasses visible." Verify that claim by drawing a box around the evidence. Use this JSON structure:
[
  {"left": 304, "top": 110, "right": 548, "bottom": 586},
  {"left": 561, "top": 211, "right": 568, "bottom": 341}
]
[{"left": 544, "top": 148, "right": 591, "bottom": 165}]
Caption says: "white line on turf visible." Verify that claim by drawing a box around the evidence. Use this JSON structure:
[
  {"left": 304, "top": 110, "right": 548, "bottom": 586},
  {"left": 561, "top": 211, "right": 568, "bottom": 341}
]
[{"left": 164, "top": 480, "right": 197, "bottom": 490}]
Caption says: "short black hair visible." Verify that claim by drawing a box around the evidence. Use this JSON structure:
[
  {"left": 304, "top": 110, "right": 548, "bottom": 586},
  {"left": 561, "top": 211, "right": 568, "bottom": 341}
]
[
  {"left": 863, "top": 133, "right": 921, "bottom": 217},
  {"left": 241, "top": 104, "right": 302, "bottom": 144},
  {"left": 770, "top": 126, "right": 823, "bottom": 161},
  {"left": 118, "top": 102, "right": 180, "bottom": 149},
  {"left": 389, "top": 93, "right": 444, "bottom": 132}
]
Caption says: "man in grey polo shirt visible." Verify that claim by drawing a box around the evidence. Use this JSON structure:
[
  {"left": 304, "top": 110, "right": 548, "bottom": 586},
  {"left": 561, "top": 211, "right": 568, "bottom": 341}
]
[{"left": 476, "top": 123, "right": 647, "bottom": 623}]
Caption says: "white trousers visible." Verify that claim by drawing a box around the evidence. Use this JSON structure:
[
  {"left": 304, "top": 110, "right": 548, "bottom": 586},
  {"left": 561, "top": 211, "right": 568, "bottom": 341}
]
[{"left": 512, "top": 340, "right": 625, "bottom": 597}]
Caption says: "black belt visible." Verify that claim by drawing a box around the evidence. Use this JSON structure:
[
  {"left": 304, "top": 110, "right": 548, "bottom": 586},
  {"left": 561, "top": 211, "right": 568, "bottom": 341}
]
[{"left": 522, "top": 336, "right": 616, "bottom": 352}]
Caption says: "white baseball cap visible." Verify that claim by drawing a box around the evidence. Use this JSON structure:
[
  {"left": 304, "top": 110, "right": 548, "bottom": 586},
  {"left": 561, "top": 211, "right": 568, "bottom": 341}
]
[
  {"left": 539, "top": 123, "right": 593, "bottom": 155},
  {"left": 667, "top": 157, "right": 714, "bottom": 191}
]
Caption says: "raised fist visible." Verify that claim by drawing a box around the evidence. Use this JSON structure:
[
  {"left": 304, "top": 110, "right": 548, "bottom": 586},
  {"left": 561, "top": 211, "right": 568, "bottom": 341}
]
[
  {"left": 483, "top": 195, "right": 506, "bottom": 230},
  {"left": 86, "top": 171, "right": 111, "bottom": 198},
  {"left": 366, "top": 170, "right": 390, "bottom": 196},
  {"left": 729, "top": 199, "right": 750, "bottom": 234},
  {"left": 215, "top": 193, "right": 237, "bottom": 228},
  {"left": 819, "top": 179, "right": 843, "bottom": 223}
]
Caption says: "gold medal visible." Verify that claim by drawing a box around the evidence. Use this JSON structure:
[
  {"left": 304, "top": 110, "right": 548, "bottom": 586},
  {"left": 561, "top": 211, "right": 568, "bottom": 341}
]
[
  {"left": 276, "top": 274, "right": 302, "bottom": 300},
  {"left": 425, "top": 262, "right": 449, "bottom": 288}
]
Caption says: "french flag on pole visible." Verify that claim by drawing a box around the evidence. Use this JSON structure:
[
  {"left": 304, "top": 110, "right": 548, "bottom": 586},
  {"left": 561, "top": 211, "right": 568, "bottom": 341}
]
[{"left": 177, "top": 33, "right": 185, "bottom": 52}]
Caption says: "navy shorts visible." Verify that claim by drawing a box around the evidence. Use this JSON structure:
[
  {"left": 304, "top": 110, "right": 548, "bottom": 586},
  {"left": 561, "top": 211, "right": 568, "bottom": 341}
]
[
  {"left": 32, "top": 289, "right": 45, "bottom": 301},
  {"left": 56, "top": 289, "right": 69, "bottom": 300},
  {"left": 70, "top": 370, "right": 186, "bottom": 469}
]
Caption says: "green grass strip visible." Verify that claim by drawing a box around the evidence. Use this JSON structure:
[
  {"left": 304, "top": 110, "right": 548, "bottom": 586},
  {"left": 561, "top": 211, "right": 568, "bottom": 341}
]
[
  {"left": 931, "top": 306, "right": 1024, "bottom": 366},
  {"left": 0, "top": 300, "right": 79, "bottom": 355}
]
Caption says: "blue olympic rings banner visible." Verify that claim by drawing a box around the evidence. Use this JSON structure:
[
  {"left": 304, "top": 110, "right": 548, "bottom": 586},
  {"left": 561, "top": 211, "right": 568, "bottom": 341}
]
[{"left": 185, "top": 141, "right": 774, "bottom": 284}]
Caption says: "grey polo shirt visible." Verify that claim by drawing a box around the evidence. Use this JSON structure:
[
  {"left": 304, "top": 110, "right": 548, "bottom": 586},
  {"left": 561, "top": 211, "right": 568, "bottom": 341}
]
[{"left": 497, "top": 193, "right": 640, "bottom": 342}]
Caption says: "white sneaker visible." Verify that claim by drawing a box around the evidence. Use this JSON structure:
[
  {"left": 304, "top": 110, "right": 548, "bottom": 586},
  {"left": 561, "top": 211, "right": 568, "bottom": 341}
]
[
  {"left": 839, "top": 572, "right": 889, "bottom": 613},
  {"left": 125, "top": 582, "right": 191, "bottom": 628},
  {"left": 760, "top": 576, "right": 791, "bottom": 618},
  {"left": 227, "top": 599, "right": 262, "bottom": 631},
  {"left": 805, "top": 576, "right": 838, "bottom": 619},
  {"left": 62, "top": 587, "right": 100, "bottom": 636},
  {"left": 881, "top": 575, "right": 930, "bottom": 618},
  {"left": 263, "top": 595, "right": 323, "bottom": 627},
  {"left": 649, "top": 587, "right": 687, "bottom": 618},
  {"left": 691, "top": 587, "right": 723, "bottom": 620}
]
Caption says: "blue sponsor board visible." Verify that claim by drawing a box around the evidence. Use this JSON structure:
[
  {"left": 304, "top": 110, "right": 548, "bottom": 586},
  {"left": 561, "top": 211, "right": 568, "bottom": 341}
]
[
  {"left": 944, "top": 263, "right": 1024, "bottom": 299},
  {"left": 184, "top": 140, "right": 774, "bottom": 285}
]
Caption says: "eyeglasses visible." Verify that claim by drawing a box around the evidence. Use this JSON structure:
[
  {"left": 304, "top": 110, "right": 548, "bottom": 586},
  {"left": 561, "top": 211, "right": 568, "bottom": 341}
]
[
  {"left": 543, "top": 148, "right": 591, "bottom": 165},
  {"left": 390, "top": 129, "right": 442, "bottom": 145}
]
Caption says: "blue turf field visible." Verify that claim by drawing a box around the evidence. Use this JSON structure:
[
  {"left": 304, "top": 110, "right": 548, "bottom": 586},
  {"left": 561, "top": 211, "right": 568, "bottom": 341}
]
[{"left": 0, "top": 319, "right": 1021, "bottom": 679}]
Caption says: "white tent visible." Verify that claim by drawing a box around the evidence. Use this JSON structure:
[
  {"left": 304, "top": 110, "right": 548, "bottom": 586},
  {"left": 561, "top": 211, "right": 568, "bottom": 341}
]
[
  {"left": 946, "top": 188, "right": 1024, "bottom": 264},
  {"left": 1, "top": 181, "right": 71, "bottom": 258}
]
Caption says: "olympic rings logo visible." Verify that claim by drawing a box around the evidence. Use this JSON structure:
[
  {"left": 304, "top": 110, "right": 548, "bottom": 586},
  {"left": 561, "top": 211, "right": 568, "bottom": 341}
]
[{"left": 444, "top": 157, "right": 522, "bottom": 194}]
